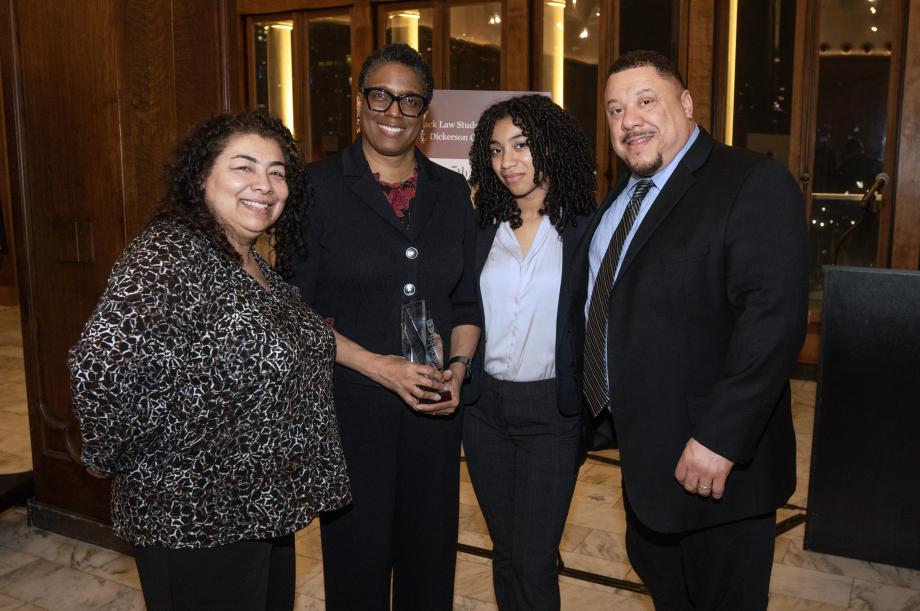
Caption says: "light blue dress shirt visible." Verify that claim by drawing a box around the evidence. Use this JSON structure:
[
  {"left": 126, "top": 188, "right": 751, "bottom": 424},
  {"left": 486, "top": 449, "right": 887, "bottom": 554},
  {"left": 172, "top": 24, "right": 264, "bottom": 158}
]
[{"left": 585, "top": 125, "right": 700, "bottom": 407}]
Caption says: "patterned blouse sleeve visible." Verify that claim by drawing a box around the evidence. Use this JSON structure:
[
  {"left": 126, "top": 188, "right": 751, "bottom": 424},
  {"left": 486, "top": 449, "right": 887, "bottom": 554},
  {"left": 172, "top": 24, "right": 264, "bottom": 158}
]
[{"left": 69, "top": 226, "right": 198, "bottom": 475}]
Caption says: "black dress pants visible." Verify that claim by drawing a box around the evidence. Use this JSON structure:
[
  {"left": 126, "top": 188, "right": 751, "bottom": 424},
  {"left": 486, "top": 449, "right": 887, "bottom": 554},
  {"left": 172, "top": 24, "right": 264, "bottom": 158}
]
[
  {"left": 624, "top": 495, "right": 776, "bottom": 611},
  {"left": 133, "top": 533, "right": 296, "bottom": 611},
  {"left": 463, "top": 375, "right": 581, "bottom": 611},
  {"left": 320, "top": 380, "right": 462, "bottom": 611}
]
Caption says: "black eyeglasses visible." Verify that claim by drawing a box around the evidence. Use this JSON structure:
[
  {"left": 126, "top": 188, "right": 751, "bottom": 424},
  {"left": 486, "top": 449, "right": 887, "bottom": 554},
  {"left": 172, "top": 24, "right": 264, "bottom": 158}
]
[{"left": 362, "top": 87, "right": 429, "bottom": 118}]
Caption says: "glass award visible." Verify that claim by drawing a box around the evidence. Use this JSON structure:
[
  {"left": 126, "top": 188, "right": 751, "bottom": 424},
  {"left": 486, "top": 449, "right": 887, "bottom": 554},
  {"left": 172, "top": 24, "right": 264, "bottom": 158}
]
[{"left": 400, "top": 300, "right": 451, "bottom": 403}]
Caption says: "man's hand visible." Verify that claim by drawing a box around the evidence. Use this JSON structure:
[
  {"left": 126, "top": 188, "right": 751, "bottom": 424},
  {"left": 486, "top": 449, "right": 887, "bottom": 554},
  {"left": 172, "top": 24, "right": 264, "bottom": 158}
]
[{"left": 674, "top": 437, "right": 734, "bottom": 500}]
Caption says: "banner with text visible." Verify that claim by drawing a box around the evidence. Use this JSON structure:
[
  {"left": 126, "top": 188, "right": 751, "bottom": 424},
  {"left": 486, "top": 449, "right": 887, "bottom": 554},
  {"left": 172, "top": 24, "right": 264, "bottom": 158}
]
[{"left": 418, "top": 90, "right": 548, "bottom": 179}]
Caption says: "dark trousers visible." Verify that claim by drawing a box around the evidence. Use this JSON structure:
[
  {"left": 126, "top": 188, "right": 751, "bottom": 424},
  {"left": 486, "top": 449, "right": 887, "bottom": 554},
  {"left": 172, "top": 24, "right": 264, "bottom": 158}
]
[
  {"left": 624, "top": 495, "right": 776, "bottom": 611},
  {"left": 321, "top": 380, "right": 462, "bottom": 611},
  {"left": 133, "top": 533, "right": 295, "bottom": 611},
  {"left": 463, "top": 375, "right": 581, "bottom": 611}
]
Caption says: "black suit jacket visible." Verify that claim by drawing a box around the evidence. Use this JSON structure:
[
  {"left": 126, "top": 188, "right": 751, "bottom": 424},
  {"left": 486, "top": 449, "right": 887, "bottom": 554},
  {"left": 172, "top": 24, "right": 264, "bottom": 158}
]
[
  {"left": 293, "top": 138, "right": 480, "bottom": 387},
  {"left": 585, "top": 129, "right": 808, "bottom": 533},
  {"left": 467, "top": 214, "right": 594, "bottom": 416}
]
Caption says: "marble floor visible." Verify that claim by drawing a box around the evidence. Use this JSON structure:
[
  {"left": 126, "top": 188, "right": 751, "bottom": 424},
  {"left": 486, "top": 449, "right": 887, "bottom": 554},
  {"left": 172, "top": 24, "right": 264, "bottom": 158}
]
[{"left": 0, "top": 304, "right": 918, "bottom": 610}]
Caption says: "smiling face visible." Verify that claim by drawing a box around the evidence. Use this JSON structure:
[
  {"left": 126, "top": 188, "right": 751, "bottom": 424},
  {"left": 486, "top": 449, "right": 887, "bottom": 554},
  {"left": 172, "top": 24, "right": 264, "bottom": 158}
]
[
  {"left": 358, "top": 62, "right": 427, "bottom": 162},
  {"left": 203, "top": 133, "right": 288, "bottom": 255},
  {"left": 489, "top": 116, "right": 546, "bottom": 205},
  {"left": 604, "top": 65, "right": 694, "bottom": 177}
]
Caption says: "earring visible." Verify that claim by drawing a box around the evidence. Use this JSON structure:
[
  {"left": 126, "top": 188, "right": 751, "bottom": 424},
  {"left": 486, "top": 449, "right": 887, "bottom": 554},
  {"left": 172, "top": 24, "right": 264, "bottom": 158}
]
[{"left": 356, "top": 115, "right": 361, "bottom": 134}]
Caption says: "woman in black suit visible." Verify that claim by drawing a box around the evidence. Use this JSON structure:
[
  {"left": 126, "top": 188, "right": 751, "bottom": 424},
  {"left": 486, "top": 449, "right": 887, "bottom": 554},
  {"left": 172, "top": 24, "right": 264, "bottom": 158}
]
[
  {"left": 465, "top": 95, "right": 596, "bottom": 610},
  {"left": 293, "top": 44, "right": 480, "bottom": 611}
]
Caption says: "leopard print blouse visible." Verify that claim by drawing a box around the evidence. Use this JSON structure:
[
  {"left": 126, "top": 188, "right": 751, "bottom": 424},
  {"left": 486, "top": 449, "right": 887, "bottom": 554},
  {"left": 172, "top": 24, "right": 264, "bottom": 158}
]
[{"left": 69, "top": 218, "right": 351, "bottom": 548}]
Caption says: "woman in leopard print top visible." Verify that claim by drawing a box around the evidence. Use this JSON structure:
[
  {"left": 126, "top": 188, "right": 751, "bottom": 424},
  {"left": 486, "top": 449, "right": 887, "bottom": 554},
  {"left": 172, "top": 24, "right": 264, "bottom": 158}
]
[{"left": 69, "top": 110, "right": 350, "bottom": 610}]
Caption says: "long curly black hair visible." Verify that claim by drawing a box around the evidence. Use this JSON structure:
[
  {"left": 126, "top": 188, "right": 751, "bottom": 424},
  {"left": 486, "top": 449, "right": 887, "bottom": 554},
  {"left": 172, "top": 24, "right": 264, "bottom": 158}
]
[
  {"left": 469, "top": 94, "right": 596, "bottom": 233},
  {"left": 152, "top": 109, "right": 306, "bottom": 278}
]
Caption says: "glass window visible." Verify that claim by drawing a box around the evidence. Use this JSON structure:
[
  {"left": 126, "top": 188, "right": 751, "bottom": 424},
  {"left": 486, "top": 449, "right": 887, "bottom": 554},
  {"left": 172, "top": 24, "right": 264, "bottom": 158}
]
[
  {"left": 253, "top": 20, "right": 295, "bottom": 135},
  {"left": 727, "top": 0, "right": 796, "bottom": 165},
  {"left": 807, "top": 0, "right": 894, "bottom": 301},
  {"left": 384, "top": 8, "right": 435, "bottom": 68},
  {"left": 619, "top": 0, "right": 679, "bottom": 61},
  {"left": 449, "top": 3, "right": 502, "bottom": 89},
  {"left": 541, "top": 0, "right": 601, "bottom": 159},
  {"left": 307, "top": 15, "right": 352, "bottom": 160}
]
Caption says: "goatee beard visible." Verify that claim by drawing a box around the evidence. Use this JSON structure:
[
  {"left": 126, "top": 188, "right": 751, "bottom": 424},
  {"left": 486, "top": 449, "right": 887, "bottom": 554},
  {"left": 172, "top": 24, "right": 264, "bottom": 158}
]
[{"left": 627, "top": 153, "right": 663, "bottom": 178}]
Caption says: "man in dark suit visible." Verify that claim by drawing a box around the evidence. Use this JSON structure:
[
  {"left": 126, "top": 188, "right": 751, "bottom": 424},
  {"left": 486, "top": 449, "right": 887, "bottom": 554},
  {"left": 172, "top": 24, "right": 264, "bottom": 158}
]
[{"left": 581, "top": 50, "right": 808, "bottom": 609}]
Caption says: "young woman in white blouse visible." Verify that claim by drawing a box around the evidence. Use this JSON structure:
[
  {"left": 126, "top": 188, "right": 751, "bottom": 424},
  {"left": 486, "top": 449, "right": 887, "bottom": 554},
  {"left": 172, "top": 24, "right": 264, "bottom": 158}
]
[{"left": 466, "top": 94, "right": 597, "bottom": 611}]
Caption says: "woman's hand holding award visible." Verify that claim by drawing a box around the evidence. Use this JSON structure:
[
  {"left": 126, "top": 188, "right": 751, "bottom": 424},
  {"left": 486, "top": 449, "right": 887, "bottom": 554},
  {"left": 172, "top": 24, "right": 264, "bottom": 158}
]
[{"left": 401, "top": 300, "right": 451, "bottom": 404}]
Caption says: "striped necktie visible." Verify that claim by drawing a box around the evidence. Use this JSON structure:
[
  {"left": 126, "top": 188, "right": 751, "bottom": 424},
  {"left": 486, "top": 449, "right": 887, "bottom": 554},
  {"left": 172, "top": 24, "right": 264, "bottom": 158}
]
[{"left": 583, "top": 179, "right": 654, "bottom": 417}]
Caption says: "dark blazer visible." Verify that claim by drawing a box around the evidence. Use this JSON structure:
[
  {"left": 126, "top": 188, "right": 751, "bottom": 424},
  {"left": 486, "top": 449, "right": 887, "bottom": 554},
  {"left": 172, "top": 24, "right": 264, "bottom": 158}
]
[
  {"left": 585, "top": 129, "right": 808, "bottom": 534},
  {"left": 468, "top": 213, "right": 594, "bottom": 417},
  {"left": 293, "top": 138, "right": 480, "bottom": 386}
]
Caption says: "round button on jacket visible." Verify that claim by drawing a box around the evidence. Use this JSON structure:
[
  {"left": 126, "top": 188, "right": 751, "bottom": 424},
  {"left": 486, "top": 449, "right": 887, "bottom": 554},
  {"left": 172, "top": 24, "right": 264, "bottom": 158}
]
[
  {"left": 403, "top": 283, "right": 416, "bottom": 296},
  {"left": 405, "top": 247, "right": 418, "bottom": 260}
]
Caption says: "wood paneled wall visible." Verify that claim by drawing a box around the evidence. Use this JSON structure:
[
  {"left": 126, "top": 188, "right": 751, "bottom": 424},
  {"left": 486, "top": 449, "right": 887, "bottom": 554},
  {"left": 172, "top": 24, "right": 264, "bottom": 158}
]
[
  {"left": 502, "top": 0, "right": 530, "bottom": 91},
  {"left": 685, "top": 0, "right": 715, "bottom": 132},
  {"left": 0, "top": 62, "right": 15, "bottom": 306},
  {"left": 0, "top": 0, "right": 238, "bottom": 542},
  {"left": 891, "top": 0, "right": 920, "bottom": 269}
]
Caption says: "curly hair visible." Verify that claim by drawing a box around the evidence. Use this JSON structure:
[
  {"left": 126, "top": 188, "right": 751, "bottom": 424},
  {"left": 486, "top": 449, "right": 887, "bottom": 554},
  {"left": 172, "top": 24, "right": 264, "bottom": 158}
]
[
  {"left": 358, "top": 43, "right": 434, "bottom": 101},
  {"left": 469, "top": 94, "right": 596, "bottom": 233},
  {"left": 152, "top": 109, "right": 306, "bottom": 278},
  {"left": 609, "top": 49, "right": 685, "bottom": 88}
]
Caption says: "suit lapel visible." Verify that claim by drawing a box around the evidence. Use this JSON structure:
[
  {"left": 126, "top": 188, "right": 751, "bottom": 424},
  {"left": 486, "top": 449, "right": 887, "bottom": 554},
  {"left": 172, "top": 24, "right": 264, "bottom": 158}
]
[
  {"left": 343, "top": 140, "right": 408, "bottom": 237},
  {"left": 582, "top": 175, "right": 629, "bottom": 255},
  {"left": 408, "top": 153, "right": 441, "bottom": 242},
  {"left": 613, "top": 130, "right": 715, "bottom": 288},
  {"left": 558, "top": 215, "right": 594, "bottom": 346},
  {"left": 475, "top": 221, "right": 498, "bottom": 275}
]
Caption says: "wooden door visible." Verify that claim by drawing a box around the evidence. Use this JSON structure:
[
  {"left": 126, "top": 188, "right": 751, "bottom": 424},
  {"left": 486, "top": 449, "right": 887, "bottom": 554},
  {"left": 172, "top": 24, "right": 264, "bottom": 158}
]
[{"left": 0, "top": 0, "right": 239, "bottom": 547}]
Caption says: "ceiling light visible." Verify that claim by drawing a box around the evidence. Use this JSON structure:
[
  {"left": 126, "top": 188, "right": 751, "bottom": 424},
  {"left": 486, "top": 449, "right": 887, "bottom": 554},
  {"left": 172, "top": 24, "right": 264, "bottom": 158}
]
[
  {"left": 871, "top": 25, "right": 878, "bottom": 32},
  {"left": 579, "top": 27, "right": 588, "bottom": 38}
]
